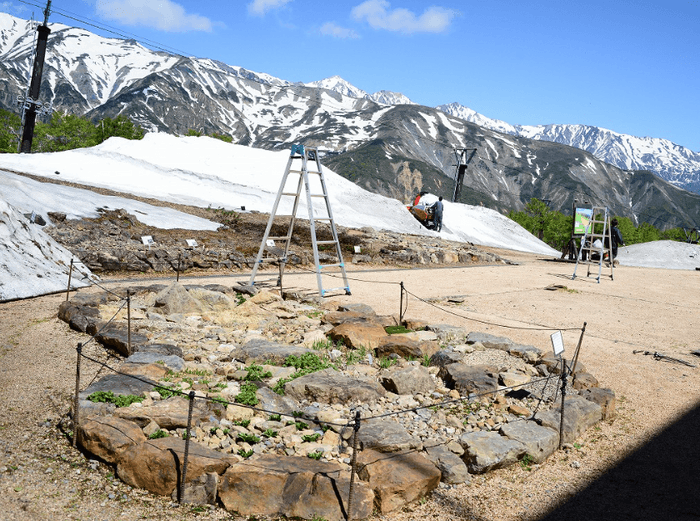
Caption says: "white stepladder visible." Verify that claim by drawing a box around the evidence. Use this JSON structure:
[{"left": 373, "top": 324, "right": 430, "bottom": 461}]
[
  {"left": 572, "top": 206, "right": 614, "bottom": 283},
  {"left": 248, "top": 144, "right": 351, "bottom": 297}
]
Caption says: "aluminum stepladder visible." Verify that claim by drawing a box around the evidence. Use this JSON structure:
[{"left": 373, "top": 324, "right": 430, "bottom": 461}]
[
  {"left": 248, "top": 144, "right": 351, "bottom": 297},
  {"left": 572, "top": 206, "right": 614, "bottom": 283}
]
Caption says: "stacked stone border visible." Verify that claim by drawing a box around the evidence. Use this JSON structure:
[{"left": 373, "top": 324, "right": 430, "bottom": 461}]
[{"left": 61, "top": 276, "right": 616, "bottom": 521}]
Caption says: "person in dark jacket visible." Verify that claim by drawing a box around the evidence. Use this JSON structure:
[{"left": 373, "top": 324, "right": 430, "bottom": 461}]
[
  {"left": 434, "top": 196, "right": 444, "bottom": 232},
  {"left": 610, "top": 218, "right": 625, "bottom": 258}
]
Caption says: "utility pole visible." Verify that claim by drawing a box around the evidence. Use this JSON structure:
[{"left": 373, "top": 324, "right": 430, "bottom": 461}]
[
  {"left": 19, "top": 0, "right": 52, "bottom": 154},
  {"left": 451, "top": 148, "right": 477, "bottom": 203}
]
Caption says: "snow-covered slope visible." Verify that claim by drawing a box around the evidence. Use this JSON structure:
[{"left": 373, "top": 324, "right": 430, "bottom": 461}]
[{"left": 0, "top": 199, "right": 94, "bottom": 301}]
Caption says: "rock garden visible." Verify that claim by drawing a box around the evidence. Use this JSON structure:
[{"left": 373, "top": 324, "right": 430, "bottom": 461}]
[{"left": 59, "top": 280, "right": 615, "bottom": 521}]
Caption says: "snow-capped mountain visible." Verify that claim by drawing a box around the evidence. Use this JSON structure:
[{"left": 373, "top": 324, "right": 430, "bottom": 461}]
[
  {"left": 437, "top": 102, "right": 700, "bottom": 195},
  {"left": 305, "top": 75, "right": 413, "bottom": 106},
  {"left": 1, "top": 12, "right": 700, "bottom": 229}
]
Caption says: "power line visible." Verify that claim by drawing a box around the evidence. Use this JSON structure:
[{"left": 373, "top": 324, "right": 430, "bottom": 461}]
[{"left": 16, "top": 0, "right": 190, "bottom": 56}]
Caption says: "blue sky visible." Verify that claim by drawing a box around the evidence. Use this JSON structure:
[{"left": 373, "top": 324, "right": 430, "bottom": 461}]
[{"left": 3, "top": 0, "right": 699, "bottom": 151}]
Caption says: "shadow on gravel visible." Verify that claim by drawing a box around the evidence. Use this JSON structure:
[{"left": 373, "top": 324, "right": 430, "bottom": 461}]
[{"left": 537, "top": 399, "right": 700, "bottom": 521}]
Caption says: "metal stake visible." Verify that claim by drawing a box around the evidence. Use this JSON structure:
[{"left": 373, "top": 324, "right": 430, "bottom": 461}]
[
  {"left": 126, "top": 290, "right": 132, "bottom": 355},
  {"left": 180, "top": 390, "right": 196, "bottom": 503},
  {"left": 66, "top": 258, "right": 73, "bottom": 301},
  {"left": 346, "top": 411, "right": 361, "bottom": 521},
  {"left": 72, "top": 342, "right": 82, "bottom": 448}
]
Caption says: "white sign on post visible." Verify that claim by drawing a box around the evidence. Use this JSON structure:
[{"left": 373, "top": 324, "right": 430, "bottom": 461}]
[
  {"left": 186, "top": 239, "right": 198, "bottom": 248},
  {"left": 266, "top": 239, "right": 276, "bottom": 247},
  {"left": 141, "top": 235, "right": 154, "bottom": 248},
  {"left": 550, "top": 331, "right": 565, "bottom": 357},
  {"left": 354, "top": 246, "right": 362, "bottom": 254}
]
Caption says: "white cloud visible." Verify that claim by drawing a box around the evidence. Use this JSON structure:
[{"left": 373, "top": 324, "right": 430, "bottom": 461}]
[
  {"left": 319, "top": 22, "right": 359, "bottom": 39},
  {"left": 351, "top": 0, "right": 457, "bottom": 34},
  {"left": 247, "top": 0, "right": 292, "bottom": 17},
  {"left": 95, "top": 0, "right": 214, "bottom": 32}
]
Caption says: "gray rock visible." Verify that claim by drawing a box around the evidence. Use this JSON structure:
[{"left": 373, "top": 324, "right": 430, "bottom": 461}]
[
  {"left": 95, "top": 324, "right": 148, "bottom": 357},
  {"left": 153, "top": 283, "right": 201, "bottom": 314},
  {"left": 508, "top": 343, "right": 542, "bottom": 363},
  {"left": 429, "top": 349, "right": 464, "bottom": 368},
  {"left": 499, "top": 420, "right": 559, "bottom": 464},
  {"left": 438, "top": 363, "right": 499, "bottom": 395},
  {"left": 347, "top": 419, "right": 422, "bottom": 452},
  {"left": 579, "top": 387, "right": 616, "bottom": 420},
  {"left": 535, "top": 395, "right": 603, "bottom": 445},
  {"left": 237, "top": 339, "right": 312, "bottom": 364},
  {"left": 285, "top": 369, "right": 386, "bottom": 405},
  {"left": 132, "top": 343, "right": 183, "bottom": 358},
  {"left": 460, "top": 431, "right": 526, "bottom": 473},
  {"left": 79, "top": 374, "right": 157, "bottom": 401},
  {"left": 123, "top": 352, "right": 185, "bottom": 372},
  {"left": 380, "top": 365, "right": 435, "bottom": 395},
  {"left": 256, "top": 387, "right": 300, "bottom": 417},
  {"left": 424, "top": 444, "right": 471, "bottom": 484},
  {"left": 427, "top": 324, "right": 468, "bottom": 343},
  {"left": 465, "top": 332, "right": 513, "bottom": 351},
  {"left": 337, "top": 303, "right": 376, "bottom": 315}
]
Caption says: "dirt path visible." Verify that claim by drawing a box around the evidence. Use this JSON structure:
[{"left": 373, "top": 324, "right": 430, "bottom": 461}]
[{"left": 1, "top": 252, "right": 699, "bottom": 520}]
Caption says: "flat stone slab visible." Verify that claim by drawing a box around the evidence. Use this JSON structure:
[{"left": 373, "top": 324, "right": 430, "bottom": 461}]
[
  {"left": 357, "top": 449, "right": 441, "bottom": 514},
  {"left": 219, "top": 454, "right": 373, "bottom": 521},
  {"left": 438, "top": 363, "right": 499, "bottom": 395},
  {"left": 79, "top": 373, "right": 157, "bottom": 402},
  {"left": 427, "top": 324, "right": 468, "bottom": 343},
  {"left": 123, "top": 352, "right": 185, "bottom": 372},
  {"left": 424, "top": 444, "right": 471, "bottom": 484},
  {"left": 429, "top": 349, "right": 464, "bottom": 368},
  {"left": 380, "top": 365, "right": 435, "bottom": 395},
  {"left": 345, "top": 419, "right": 422, "bottom": 453},
  {"left": 535, "top": 395, "right": 603, "bottom": 445},
  {"left": 132, "top": 343, "right": 183, "bottom": 358},
  {"left": 237, "top": 339, "right": 312, "bottom": 364},
  {"left": 466, "top": 332, "right": 513, "bottom": 351},
  {"left": 284, "top": 369, "right": 386, "bottom": 405},
  {"left": 95, "top": 325, "right": 148, "bottom": 357},
  {"left": 499, "top": 420, "right": 559, "bottom": 464},
  {"left": 460, "top": 431, "right": 526, "bottom": 473}
]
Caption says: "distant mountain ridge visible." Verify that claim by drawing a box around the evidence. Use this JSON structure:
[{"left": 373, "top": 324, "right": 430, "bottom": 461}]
[
  {"left": 1, "top": 12, "right": 700, "bottom": 230},
  {"left": 436, "top": 102, "right": 700, "bottom": 195}
]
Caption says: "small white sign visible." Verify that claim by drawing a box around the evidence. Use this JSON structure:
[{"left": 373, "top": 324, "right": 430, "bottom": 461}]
[
  {"left": 550, "top": 331, "right": 565, "bottom": 357},
  {"left": 141, "top": 235, "right": 154, "bottom": 246},
  {"left": 354, "top": 246, "right": 362, "bottom": 254},
  {"left": 266, "top": 239, "right": 276, "bottom": 247},
  {"left": 186, "top": 239, "right": 198, "bottom": 248}
]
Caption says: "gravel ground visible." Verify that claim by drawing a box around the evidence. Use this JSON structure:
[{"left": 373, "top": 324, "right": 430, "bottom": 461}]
[{"left": 1, "top": 251, "right": 699, "bottom": 520}]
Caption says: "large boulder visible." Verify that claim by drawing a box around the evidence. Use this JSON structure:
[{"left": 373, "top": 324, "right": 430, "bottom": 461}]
[
  {"left": 329, "top": 321, "right": 388, "bottom": 349},
  {"left": 236, "top": 339, "right": 311, "bottom": 365},
  {"left": 344, "top": 419, "right": 423, "bottom": 453},
  {"left": 153, "top": 283, "right": 201, "bottom": 315},
  {"left": 499, "top": 420, "right": 559, "bottom": 464},
  {"left": 438, "top": 363, "right": 499, "bottom": 395},
  {"left": 95, "top": 324, "right": 148, "bottom": 357},
  {"left": 376, "top": 336, "right": 438, "bottom": 359},
  {"left": 114, "top": 396, "right": 214, "bottom": 429},
  {"left": 357, "top": 449, "right": 441, "bottom": 514},
  {"left": 218, "top": 454, "right": 373, "bottom": 521},
  {"left": 534, "top": 395, "right": 603, "bottom": 445},
  {"left": 116, "top": 437, "right": 233, "bottom": 497},
  {"left": 380, "top": 365, "right": 435, "bottom": 395},
  {"left": 459, "top": 431, "right": 526, "bottom": 473},
  {"left": 466, "top": 332, "right": 513, "bottom": 351},
  {"left": 579, "top": 387, "right": 616, "bottom": 420},
  {"left": 423, "top": 444, "right": 471, "bottom": 484},
  {"left": 77, "top": 416, "right": 146, "bottom": 464},
  {"left": 284, "top": 369, "right": 386, "bottom": 405}
]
